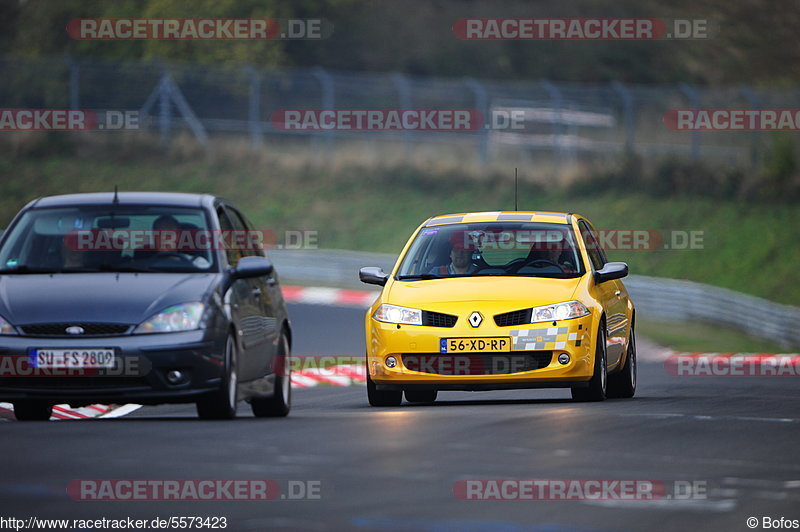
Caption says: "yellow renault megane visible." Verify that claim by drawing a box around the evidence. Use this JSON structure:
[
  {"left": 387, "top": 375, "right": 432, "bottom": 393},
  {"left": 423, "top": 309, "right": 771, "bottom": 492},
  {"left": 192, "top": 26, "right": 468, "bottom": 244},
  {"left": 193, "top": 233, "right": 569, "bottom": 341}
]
[{"left": 359, "top": 211, "right": 635, "bottom": 406}]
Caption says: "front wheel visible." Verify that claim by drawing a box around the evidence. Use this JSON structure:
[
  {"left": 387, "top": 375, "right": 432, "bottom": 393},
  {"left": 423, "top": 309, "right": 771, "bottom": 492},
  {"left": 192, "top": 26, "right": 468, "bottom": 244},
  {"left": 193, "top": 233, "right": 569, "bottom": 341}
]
[
  {"left": 367, "top": 364, "right": 402, "bottom": 407},
  {"left": 196, "top": 334, "right": 238, "bottom": 420},
  {"left": 13, "top": 401, "right": 53, "bottom": 421},
  {"left": 571, "top": 324, "right": 607, "bottom": 402},
  {"left": 251, "top": 332, "right": 292, "bottom": 417},
  {"left": 607, "top": 324, "right": 636, "bottom": 399}
]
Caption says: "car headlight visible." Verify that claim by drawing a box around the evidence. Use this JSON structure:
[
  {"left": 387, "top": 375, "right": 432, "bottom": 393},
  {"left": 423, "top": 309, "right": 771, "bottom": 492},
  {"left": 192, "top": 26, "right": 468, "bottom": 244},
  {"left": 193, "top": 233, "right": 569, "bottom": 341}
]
[
  {"left": 531, "top": 301, "right": 589, "bottom": 322},
  {"left": 0, "top": 315, "right": 17, "bottom": 335},
  {"left": 134, "top": 302, "right": 206, "bottom": 334},
  {"left": 373, "top": 304, "right": 422, "bottom": 325}
]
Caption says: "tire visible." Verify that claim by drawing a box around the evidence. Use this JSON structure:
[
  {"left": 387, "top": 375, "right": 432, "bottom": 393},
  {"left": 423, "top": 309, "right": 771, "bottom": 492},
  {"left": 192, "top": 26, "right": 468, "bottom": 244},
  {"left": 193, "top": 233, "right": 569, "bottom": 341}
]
[
  {"left": 404, "top": 390, "right": 438, "bottom": 403},
  {"left": 571, "top": 323, "right": 607, "bottom": 402},
  {"left": 366, "top": 365, "right": 402, "bottom": 407},
  {"left": 607, "top": 323, "right": 636, "bottom": 399},
  {"left": 13, "top": 401, "right": 52, "bottom": 421},
  {"left": 251, "top": 332, "right": 292, "bottom": 417},
  {"left": 196, "top": 334, "right": 238, "bottom": 420}
]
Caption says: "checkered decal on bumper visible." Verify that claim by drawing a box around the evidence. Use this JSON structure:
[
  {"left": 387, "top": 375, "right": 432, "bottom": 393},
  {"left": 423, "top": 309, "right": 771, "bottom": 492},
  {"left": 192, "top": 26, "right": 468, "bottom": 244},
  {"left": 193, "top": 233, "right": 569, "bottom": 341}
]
[{"left": 510, "top": 326, "right": 579, "bottom": 350}]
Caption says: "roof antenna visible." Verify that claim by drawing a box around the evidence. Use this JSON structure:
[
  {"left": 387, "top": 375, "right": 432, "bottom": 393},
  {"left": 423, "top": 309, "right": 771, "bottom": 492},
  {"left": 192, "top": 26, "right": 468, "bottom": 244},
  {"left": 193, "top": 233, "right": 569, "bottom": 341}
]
[
  {"left": 113, "top": 185, "right": 119, "bottom": 205},
  {"left": 514, "top": 168, "right": 518, "bottom": 211}
]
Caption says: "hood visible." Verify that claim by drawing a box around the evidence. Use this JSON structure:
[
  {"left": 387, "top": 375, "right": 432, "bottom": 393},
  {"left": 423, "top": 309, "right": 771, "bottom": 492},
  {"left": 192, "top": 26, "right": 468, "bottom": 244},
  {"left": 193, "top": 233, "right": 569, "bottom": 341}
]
[
  {"left": 386, "top": 275, "right": 584, "bottom": 309},
  {"left": 0, "top": 273, "right": 220, "bottom": 326}
]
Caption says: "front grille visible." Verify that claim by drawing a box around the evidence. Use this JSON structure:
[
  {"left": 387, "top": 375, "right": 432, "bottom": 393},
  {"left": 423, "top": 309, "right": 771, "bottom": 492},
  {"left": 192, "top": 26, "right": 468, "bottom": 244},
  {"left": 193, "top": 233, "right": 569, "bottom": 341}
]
[
  {"left": 422, "top": 311, "right": 457, "bottom": 328},
  {"left": 494, "top": 309, "right": 532, "bottom": 327},
  {"left": 401, "top": 351, "right": 552, "bottom": 375},
  {"left": 20, "top": 323, "right": 131, "bottom": 337}
]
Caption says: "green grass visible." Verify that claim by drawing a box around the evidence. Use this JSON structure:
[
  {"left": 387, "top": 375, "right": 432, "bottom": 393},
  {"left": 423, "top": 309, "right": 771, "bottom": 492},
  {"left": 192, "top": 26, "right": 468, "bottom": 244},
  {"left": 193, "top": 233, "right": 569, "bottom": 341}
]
[
  {"left": 1, "top": 138, "right": 798, "bottom": 305},
  {"left": 639, "top": 319, "right": 792, "bottom": 354}
]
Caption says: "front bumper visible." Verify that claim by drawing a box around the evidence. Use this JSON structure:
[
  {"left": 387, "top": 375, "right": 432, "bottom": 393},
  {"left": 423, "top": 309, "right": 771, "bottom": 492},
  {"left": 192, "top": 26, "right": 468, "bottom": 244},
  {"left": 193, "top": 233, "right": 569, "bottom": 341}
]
[
  {"left": 367, "top": 312, "right": 596, "bottom": 390},
  {"left": 0, "top": 330, "right": 226, "bottom": 405}
]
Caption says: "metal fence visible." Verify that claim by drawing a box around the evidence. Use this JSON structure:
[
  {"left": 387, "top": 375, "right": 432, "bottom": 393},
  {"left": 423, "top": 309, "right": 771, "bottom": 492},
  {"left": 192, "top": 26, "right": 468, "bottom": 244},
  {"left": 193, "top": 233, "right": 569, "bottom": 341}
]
[
  {"left": 269, "top": 249, "right": 800, "bottom": 349},
  {"left": 2, "top": 55, "right": 799, "bottom": 171}
]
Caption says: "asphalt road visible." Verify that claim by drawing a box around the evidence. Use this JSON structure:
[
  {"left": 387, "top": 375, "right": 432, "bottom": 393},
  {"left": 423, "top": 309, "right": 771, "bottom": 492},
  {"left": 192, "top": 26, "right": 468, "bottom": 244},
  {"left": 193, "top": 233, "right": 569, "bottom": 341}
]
[{"left": 1, "top": 303, "right": 798, "bottom": 532}]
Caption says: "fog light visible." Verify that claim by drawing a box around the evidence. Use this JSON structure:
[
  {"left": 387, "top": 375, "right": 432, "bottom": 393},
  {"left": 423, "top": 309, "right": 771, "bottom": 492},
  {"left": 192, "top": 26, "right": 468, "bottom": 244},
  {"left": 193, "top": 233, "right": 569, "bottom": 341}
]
[
  {"left": 558, "top": 354, "right": 570, "bottom": 365},
  {"left": 385, "top": 356, "right": 398, "bottom": 368},
  {"left": 166, "top": 370, "right": 184, "bottom": 384}
]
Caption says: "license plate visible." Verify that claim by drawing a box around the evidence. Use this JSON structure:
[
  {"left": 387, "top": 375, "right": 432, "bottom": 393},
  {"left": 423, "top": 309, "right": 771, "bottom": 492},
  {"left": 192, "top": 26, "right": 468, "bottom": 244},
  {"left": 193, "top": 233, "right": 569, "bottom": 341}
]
[
  {"left": 440, "top": 337, "right": 511, "bottom": 353},
  {"left": 29, "top": 349, "right": 116, "bottom": 369}
]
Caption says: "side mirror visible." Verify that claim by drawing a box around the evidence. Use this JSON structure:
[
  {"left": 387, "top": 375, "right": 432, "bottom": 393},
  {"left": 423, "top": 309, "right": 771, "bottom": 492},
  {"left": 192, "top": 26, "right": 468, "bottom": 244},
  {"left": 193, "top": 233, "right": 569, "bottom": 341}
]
[
  {"left": 594, "top": 262, "right": 628, "bottom": 284},
  {"left": 233, "top": 256, "right": 274, "bottom": 280},
  {"left": 359, "top": 266, "right": 388, "bottom": 286}
]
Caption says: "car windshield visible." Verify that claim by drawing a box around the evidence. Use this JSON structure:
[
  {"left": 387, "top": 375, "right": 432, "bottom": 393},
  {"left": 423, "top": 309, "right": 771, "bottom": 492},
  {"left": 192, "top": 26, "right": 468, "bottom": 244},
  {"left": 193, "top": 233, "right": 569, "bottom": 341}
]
[
  {"left": 396, "top": 222, "right": 585, "bottom": 280},
  {"left": 0, "top": 206, "right": 218, "bottom": 274}
]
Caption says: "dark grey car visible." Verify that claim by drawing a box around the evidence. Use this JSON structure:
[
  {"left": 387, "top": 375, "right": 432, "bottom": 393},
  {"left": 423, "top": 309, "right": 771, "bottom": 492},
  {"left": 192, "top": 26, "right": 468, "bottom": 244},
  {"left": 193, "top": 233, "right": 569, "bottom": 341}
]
[{"left": 0, "top": 192, "right": 291, "bottom": 420}]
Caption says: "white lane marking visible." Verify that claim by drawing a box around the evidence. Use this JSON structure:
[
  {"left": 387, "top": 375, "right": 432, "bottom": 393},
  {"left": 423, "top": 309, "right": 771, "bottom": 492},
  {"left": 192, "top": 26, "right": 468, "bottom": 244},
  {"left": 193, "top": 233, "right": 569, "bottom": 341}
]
[
  {"left": 584, "top": 498, "right": 737, "bottom": 512},
  {"left": 99, "top": 404, "right": 142, "bottom": 418}
]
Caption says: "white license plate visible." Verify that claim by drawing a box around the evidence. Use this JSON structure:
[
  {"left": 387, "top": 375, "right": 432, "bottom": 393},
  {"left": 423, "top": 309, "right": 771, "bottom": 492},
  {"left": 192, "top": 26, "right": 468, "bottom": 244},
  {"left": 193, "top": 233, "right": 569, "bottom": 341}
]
[{"left": 30, "top": 349, "right": 115, "bottom": 369}]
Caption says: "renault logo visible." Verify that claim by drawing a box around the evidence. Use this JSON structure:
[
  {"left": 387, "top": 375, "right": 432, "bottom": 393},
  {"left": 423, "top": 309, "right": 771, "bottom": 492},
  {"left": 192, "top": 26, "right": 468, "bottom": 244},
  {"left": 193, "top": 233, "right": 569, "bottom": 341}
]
[
  {"left": 468, "top": 312, "right": 483, "bottom": 328},
  {"left": 65, "top": 326, "right": 85, "bottom": 335}
]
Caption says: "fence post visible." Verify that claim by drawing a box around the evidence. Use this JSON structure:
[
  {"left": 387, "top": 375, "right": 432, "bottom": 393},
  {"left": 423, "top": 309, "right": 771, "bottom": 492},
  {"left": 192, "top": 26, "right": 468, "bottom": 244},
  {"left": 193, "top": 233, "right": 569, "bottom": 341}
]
[
  {"left": 612, "top": 81, "right": 634, "bottom": 154},
  {"left": 541, "top": 80, "right": 564, "bottom": 175},
  {"left": 246, "top": 67, "right": 263, "bottom": 150},
  {"left": 391, "top": 73, "right": 413, "bottom": 156},
  {"left": 311, "top": 67, "right": 335, "bottom": 150},
  {"left": 679, "top": 83, "right": 701, "bottom": 161},
  {"left": 464, "top": 77, "right": 488, "bottom": 166},
  {"left": 739, "top": 85, "right": 762, "bottom": 170}
]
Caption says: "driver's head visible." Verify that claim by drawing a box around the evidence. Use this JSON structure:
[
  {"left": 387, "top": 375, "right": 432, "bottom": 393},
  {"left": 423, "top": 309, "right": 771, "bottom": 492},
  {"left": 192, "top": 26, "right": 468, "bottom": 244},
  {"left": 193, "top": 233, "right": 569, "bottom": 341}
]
[
  {"left": 152, "top": 215, "right": 180, "bottom": 251},
  {"left": 449, "top": 230, "right": 476, "bottom": 269},
  {"left": 528, "top": 236, "right": 563, "bottom": 264}
]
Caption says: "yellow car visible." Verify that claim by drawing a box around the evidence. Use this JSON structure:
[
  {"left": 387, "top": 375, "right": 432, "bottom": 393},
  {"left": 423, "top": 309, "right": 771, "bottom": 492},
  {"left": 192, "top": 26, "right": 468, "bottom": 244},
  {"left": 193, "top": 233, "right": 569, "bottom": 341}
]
[{"left": 359, "top": 211, "right": 635, "bottom": 406}]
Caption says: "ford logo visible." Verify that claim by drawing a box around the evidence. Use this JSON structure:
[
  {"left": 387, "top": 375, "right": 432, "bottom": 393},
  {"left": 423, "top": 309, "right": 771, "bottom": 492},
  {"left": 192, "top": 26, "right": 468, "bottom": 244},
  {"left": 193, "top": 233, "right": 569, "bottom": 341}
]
[{"left": 65, "top": 326, "right": 85, "bottom": 335}]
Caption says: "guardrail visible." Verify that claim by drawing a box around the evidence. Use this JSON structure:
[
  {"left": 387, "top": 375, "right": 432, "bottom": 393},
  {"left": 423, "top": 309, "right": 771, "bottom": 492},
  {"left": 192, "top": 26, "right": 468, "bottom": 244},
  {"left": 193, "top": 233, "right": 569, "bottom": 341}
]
[{"left": 270, "top": 249, "right": 800, "bottom": 349}]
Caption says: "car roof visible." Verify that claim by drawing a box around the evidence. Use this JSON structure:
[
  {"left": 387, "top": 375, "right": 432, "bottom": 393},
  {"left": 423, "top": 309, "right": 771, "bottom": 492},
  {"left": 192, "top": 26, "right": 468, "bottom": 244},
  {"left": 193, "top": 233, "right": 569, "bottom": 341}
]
[
  {"left": 28, "top": 192, "right": 217, "bottom": 209},
  {"left": 424, "top": 211, "right": 575, "bottom": 226}
]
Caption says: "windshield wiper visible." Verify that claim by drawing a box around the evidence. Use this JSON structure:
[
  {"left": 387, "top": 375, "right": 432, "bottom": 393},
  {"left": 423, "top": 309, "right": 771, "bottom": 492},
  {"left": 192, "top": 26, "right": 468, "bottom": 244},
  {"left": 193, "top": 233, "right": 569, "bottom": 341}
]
[
  {"left": 0, "top": 265, "right": 62, "bottom": 274},
  {"left": 395, "top": 274, "right": 443, "bottom": 281}
]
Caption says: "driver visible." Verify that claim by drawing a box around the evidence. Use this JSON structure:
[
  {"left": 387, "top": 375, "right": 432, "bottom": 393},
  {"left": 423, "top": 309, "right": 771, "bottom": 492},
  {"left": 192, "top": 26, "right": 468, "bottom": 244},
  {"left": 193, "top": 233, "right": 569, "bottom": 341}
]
[
  {"left": 134, "top": 215, "right": 181, "bottom": 259},
  {"left": 525, "top": 234, "right": 575, "bottom": 273},
  {"left": 429, "top": 230, "right": 479, "bottom": 275}
]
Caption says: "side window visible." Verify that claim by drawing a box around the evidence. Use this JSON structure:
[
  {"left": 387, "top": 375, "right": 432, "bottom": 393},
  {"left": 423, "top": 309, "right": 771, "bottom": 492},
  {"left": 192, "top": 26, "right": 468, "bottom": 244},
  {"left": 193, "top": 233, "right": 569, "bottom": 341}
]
[
  {"left": 216, "top": 207, "right": 242, "bottom": 267},
  {"left": 226, "top": 206, "right": 261, "bottom": 258},
  {"left": 578, "top": 220, "right": 607, "bottom": 271}
]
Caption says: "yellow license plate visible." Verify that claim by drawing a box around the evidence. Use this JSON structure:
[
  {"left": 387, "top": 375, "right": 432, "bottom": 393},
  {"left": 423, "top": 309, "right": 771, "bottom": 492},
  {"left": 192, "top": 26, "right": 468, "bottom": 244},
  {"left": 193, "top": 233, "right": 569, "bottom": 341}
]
[{"left": 441, "top": 337, "right": 511, "bottom": 353}]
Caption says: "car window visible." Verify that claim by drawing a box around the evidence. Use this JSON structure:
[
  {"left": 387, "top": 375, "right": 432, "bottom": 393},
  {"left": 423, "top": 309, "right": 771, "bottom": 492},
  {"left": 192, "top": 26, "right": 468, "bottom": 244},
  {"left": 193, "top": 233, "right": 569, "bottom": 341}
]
[
  {"left": 396, "top": 222, "right": 585, "bottom": 280},
  {"left": 578, "top": 220, "right": 607, "bottom": 271},
  {"left": 216, "top": 206, "right": 243, "bottom": 268}
]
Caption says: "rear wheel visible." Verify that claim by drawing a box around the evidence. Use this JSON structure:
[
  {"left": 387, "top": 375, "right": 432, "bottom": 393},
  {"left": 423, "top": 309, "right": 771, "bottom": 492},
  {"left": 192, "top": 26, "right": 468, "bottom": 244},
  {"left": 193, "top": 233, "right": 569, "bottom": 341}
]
[
  {"left": 571, "top": 323, "right": 607, "bottom": 402},
  {"left": 13, "top": 401, "right": 52, "bottom": 421},
  {"left": 607, "top": 323, "right": 636, "bottom": 399},
  {"left": 196, "top": 334, "right": 238, "bottom": 420},
  {"left": 251, "top": 332, "right": 292, "bottom": 417},
  {"left": 404, "top": 390, "right": 438, "bottom": 403},
  {"left": 367, "top": 365, "right": 402, "bottom": 407}
]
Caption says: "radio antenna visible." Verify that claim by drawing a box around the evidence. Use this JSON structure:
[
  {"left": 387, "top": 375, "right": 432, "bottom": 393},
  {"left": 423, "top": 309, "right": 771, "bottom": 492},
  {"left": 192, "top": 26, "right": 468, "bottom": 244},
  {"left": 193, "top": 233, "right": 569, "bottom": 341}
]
[
  {"left": 514, "top": 168, "right": 518, "bottom": 211},
  {"left": 113, "top": 185, "right": 119, "bottom": 205}
]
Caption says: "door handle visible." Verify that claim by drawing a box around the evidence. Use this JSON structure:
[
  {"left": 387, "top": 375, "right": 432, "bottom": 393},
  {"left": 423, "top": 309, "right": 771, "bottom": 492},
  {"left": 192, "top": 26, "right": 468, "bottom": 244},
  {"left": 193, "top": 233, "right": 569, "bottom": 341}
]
[
  {"left": 614, "top": 290, "right": 621, "bottom": 296},
  {"left": 252, "top": 288, "right": 262, "bottom": 297},
  {"left": 267, "top": 278, "right": 276, "bottom": 286}
]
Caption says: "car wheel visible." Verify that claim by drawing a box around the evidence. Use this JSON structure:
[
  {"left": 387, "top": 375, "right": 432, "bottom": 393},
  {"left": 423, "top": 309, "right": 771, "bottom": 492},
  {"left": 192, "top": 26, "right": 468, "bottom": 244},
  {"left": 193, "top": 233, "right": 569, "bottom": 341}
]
[
  {"left": 607, "top": 323, "right": 636, "bottom": 399},
  {"left": 571, "top": 323, "right": 607, "bottom": 402},
  {"left": 366, "top": 363, "right": 402, "bottom": 407},
  {"left": 13, "top": 401, "right": 52, "bottom": 421},
  {"left": 251, "top": 332, "right": 292, "bottom": 417},
  {"left": 404, "top": 390, "right": 438, "bottom": 403},
  {"left": 196, "top": 334, "right": 238, "bottom": 420}
]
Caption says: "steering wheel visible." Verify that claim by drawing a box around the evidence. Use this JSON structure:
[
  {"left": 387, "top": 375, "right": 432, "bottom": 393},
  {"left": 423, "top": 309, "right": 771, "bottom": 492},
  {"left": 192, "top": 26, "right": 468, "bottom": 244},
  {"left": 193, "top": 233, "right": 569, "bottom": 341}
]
[{"left": 522, "top": 259, "right": 564, "bottom": 271}]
